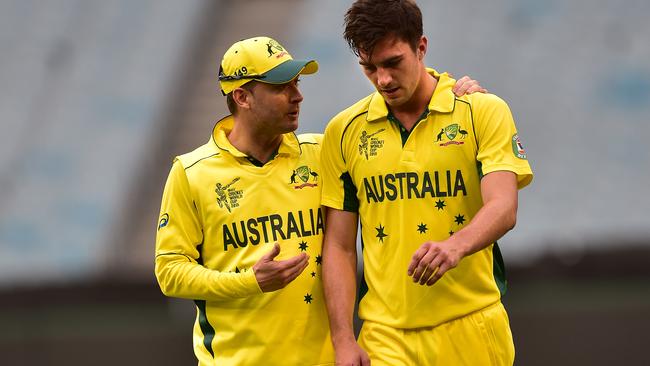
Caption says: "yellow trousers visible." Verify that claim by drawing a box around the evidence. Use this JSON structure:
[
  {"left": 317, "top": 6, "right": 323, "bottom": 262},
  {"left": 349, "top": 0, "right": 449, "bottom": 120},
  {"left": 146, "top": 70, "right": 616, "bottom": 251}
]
[{"left": 358, "top": 302, "right": 515, "bottom": 366}]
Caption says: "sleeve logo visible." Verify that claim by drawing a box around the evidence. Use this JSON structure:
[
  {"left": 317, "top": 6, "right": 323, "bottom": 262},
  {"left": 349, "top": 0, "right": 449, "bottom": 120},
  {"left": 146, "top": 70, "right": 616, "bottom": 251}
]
[
  {"left": 158, "top": 213, "right": 169, "bottom": 230},
  {"left": 512, "top": 133, "right": 527, "bottom": 159}
]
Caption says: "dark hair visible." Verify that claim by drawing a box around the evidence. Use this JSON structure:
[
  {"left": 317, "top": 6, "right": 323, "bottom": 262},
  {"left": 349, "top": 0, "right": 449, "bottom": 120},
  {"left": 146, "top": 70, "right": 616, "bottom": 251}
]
[
  {"left": 344, "top": 0, "right": 423, "bottom": 57},
  {"left": 225, "top": 82, "right": 255, "bottom": 115}
]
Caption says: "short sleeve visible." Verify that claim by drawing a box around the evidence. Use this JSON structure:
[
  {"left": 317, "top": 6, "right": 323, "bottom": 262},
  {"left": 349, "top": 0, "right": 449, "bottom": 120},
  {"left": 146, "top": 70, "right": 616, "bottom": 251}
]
[
  {"left": 472, "top": 94, "right": 533, "bottom": 189},
  {"left": 320, "top": 120, "right": 359, "bottom": 211}
]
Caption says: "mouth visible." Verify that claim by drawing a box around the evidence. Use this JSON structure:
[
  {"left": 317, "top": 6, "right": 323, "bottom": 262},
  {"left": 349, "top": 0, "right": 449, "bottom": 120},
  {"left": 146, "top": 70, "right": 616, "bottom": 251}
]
[
  {"left": 381, "top": 86, "right": 399, "bottom": 97},
  {"left": 288, "top": 110, "right": 299, "bottom": 118}
]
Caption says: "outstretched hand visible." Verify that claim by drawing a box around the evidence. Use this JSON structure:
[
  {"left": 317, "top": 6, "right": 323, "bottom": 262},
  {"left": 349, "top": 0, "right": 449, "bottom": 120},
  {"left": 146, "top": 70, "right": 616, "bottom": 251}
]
[{"left": 253, "top": 243, "right": 309, "bottom": 292}]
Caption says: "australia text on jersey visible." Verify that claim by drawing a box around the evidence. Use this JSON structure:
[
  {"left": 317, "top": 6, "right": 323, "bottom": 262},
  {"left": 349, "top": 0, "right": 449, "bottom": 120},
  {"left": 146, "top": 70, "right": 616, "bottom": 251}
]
[
  {"left": 363, "top": 169, "right": 467, "bottom": 203},
  {"left": 222, "top": 207, "right": 324, "bottom": 251}
]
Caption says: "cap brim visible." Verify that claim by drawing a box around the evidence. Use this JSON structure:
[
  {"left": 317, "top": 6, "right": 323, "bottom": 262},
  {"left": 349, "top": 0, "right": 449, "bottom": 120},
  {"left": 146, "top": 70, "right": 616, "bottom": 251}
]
[{"left": 260, "top": 59, "right": 319, "bottom": 84}]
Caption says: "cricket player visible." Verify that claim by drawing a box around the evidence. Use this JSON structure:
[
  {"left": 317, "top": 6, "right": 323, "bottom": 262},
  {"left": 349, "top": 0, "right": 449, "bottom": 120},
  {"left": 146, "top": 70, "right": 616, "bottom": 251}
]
[
  {"left": 155, "top": 36, "right": 334, "bottom": 365},
  {"left": 320, "top": 1, "right": 534, "bottom": 365}
]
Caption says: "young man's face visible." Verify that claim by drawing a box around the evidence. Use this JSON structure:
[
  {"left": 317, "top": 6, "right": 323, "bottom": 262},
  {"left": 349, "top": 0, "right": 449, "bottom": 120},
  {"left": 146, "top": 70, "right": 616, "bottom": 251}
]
[
  {"left": 358, "top": 35, "right": 426, "bottom": 109},
  {"left": 245, "top": 77, "right": 303, "bottom": 134}
]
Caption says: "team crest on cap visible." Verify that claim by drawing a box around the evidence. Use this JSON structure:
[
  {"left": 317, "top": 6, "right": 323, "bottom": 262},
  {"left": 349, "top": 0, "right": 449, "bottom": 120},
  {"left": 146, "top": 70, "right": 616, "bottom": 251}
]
[
  {"left": 215, "top": 177, "right": 244, "bottom": 212},
  {"left": 436, "top": 123, "right": 467, "bottom": 147},
  {"left": 359, "top": 129, "right": 386, "bottom": 160},
  {"left": 266, "top": 39, "right": 287, "bottom": 58},
  {"left": 290, "top": 165, "right": 318, "bottom": 189},
  {"left": 512, "top": 133, "right": 527, "bottom": 159}
]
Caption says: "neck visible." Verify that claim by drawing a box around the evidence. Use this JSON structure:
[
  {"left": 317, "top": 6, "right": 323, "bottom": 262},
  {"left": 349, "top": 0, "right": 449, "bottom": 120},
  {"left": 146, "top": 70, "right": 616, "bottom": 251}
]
[
  {"left": 393, "top": 70, "right": 437, "bottom": 123},
  {"left": 228, "top": 116, "right": 283, "bottom": 164}
]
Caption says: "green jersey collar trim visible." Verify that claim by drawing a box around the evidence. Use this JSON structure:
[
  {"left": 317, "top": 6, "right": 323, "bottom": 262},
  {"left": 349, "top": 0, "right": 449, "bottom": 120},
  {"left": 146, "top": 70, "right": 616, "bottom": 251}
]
[{"left": 366, "top": 68, "right": 455, "bottom": 123}]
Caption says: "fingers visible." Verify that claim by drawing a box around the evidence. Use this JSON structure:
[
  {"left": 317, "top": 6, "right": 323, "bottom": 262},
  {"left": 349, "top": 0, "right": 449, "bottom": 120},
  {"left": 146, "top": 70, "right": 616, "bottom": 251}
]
[
  {"left": 282, "top": 256, "right": 309, "bottom": 284},
  {"left": 467, "top": 84, "right": 488, "bottom": 94},
  {"left": 419, "top": 255, "right": 443, "bottom": 285},
  {"left": 454, "top": 77, "right": 472, "bottom": 97},
  {"left": 362, "top": 355, "right": 371, "bottom": 366},
  {"left": 426, "top": 262, "right": 451, "bottom": 286},
  {"left": 278, "top": 252, "right": 309, "bottom": 269},
  {"left": 452, "top": 75, "right": 470, "bottom": 94},
  {"left": 261, "top": 243, "right": 281, "bottom": 261},
  {"left": 255, "top": 251, "right": 310, "bottom": 292},
  {"left": 407, "top": 242, "right": 430, "bottom": 276},
  {"left": 411, "top": 248, "right": 439, "bottom": 283},
  {"left": 452, "top": 75, "right": 488, "bottom": 96},
  {"left": 408, "top": 242, "right": 460, "bottom": 285},
  {"left": 418, "top": 262, "right": 436, "bottom": 285}
]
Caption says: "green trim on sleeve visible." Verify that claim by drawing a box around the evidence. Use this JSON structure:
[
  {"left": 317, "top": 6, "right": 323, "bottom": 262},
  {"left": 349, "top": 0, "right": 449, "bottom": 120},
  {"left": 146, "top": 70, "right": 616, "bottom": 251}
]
[
  {"left": 492, "top": 242, "right": 507, "bottom": 296},
  {"left": 358, "top": 232, "right": 368, "bottom": 301},
  {"left": 340, "top": 172, "right": 359, "bottom": 212},
  {"left": 476, "top": 160, "right": 484, "bottom": 180}
]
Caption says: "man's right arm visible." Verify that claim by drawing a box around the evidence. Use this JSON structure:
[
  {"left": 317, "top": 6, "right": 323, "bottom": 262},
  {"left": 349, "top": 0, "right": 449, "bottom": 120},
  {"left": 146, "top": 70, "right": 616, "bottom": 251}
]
[
  {"left": 154, "top": 160, "right": 263, "bottom": 301},
  {"left": 155, "top": 160, "right": 308, "bottom": 301},
  {"left": 320, "top": 115, "right": 370, "bottom": 365},
  {"left": 322, "top": 208, "right": 370, "bottom": 366}
]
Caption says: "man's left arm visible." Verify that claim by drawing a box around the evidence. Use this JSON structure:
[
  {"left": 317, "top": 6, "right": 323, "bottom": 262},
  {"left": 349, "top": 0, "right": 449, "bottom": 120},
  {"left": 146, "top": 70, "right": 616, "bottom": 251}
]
[
  {"left": 408, "top": 91, "right": 532, "bottom": 285},
  {"left": 408, "top": 171, "right": 517, "bottom": 285}
]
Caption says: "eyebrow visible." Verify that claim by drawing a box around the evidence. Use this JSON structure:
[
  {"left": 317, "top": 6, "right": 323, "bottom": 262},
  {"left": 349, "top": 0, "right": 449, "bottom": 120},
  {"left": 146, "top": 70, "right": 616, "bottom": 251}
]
[{"left": 359, "top": 55, "right": 403, "bottom": 67}]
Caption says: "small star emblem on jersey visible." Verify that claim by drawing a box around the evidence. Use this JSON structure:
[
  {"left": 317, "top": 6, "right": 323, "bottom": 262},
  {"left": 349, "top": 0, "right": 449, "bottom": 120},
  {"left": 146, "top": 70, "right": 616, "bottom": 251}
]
[
  {"left": 311, "top": 271, "right": 316, "bottom": 278},
  {"left": 435, "top": 199, "right": 446, "bottom": 210},
  {"left": 315, "top": 255, "right": 322, "bottom": 265},
  {"left": 298, "top": 241, "right": 308, "bottom": 252},
  {"left": 234, "top": 266, "right": 241, "bottom": 273},
  {"left": 449, "top": 230, "right": 455, "bottom": 236},
  {"left": 375, "top": 224, "right": 388, "bottom": 243},
  {"left": 304, "top": 293, "right": 313, "bottom": 304},
  {"left": 417, "top": 223, "right": 428, "bottom": 234},
  {"left": 454, "top": 214, "right": 466, "bottom": 225}
]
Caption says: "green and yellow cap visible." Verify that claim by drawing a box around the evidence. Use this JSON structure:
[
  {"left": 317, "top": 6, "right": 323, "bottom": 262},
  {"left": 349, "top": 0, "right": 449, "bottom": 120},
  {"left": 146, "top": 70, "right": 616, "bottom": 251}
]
[{"left": 219, "top": 36, "right": 319, "bottom": 95}]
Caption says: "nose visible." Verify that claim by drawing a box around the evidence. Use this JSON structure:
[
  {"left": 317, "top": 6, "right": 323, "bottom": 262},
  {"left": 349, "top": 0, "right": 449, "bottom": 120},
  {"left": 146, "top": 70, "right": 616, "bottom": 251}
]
[
  {"left": 289, "top": 83, "right": 303, "bottom": 103},
  {"left": 376, "top": 67, "right": 393, "bottom": 88}
]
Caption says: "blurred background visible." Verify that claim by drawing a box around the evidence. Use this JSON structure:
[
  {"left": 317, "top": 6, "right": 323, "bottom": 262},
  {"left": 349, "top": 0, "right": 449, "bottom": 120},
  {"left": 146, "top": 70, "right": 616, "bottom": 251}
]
[{"left": 1, "top": 0, "right": 649, "bottom": 365}]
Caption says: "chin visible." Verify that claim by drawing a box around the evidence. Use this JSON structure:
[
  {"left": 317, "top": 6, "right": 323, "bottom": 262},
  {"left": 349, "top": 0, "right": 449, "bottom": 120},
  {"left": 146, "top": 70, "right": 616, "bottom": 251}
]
[
  {"left": 285, "top": 121, "right": 299, "bottom": 133},
  {"left": 384, "top": 96, "right": 406, "bottom": 108}
]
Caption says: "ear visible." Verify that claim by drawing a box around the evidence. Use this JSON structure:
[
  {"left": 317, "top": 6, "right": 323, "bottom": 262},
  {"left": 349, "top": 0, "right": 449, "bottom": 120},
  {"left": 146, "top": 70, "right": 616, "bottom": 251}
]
[
  {"left": 232, "top": 87, "right": 253, "bottom": 110},
  {"left": 417, "top": 36, "right": 428, "bottom": 60}
]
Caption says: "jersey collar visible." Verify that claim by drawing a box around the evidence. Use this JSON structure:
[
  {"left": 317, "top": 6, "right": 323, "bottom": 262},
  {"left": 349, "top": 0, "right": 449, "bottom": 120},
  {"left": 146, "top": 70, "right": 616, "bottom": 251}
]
[
  {"left": 366, "top": 68, "right": 456, "bottom": 122},
  {"left": 210, "top": 115, "right": 301, "bottom": 159}
]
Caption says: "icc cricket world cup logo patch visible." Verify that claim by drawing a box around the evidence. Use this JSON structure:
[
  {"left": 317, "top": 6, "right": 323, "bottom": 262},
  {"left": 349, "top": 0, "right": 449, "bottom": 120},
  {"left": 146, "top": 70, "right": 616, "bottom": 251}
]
[
  {"left": 215, "top": 177, "right": 244, "bottom": 212},
  {"left": 436, "top": 123, "right": 468, "bottom": 147},
  {"left": 289, "top": 165, "right": 318, "bottom": 189},
  {"left": 359, "top": 128, "right": 386, "bottom": 160}
]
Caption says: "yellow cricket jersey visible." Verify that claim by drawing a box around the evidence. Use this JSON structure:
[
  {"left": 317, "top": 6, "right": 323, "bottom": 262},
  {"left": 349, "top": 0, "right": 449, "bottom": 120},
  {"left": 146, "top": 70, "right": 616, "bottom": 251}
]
[
  {"left": 321, "top": 68, "right": 533, "bottom": 329},
  {"left": 155, "top": 115, "right": 334, "bottom": 366}
]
